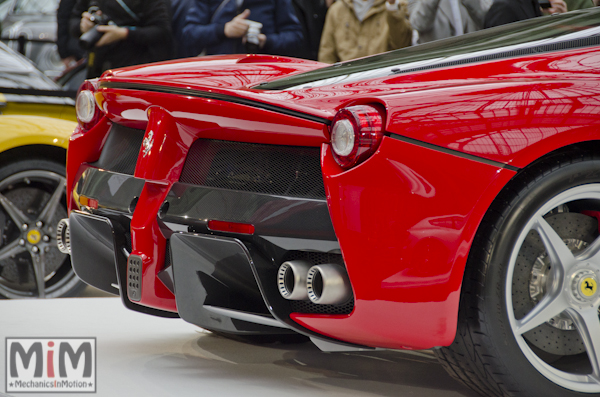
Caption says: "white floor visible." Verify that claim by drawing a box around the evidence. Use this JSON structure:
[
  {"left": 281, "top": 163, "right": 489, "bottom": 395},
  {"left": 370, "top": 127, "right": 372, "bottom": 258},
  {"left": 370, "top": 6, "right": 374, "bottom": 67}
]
[{"left": 0, "top": 294, "right": 478, "bottom": 397}]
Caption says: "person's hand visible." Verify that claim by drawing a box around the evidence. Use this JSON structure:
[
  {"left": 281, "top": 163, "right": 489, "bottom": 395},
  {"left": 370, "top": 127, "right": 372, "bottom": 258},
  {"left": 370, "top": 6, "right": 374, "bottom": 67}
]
[
  {"left": 80, "top": 11, "right": 95, "bottom": 33},
  {"left": 548, "top": 0, "right": 567, "bottom": 13},
  {"left": 224, "top": 9, "right": 250, "bottom": 38},
  {"left": 258, "top": 33, "right": 266, "bottom": 49},
  {"left": 95, "top": 25, "right": 128, "bottom": 47},
  {"left": 61, "top": 56, "right": 77, "bottom": 67}
]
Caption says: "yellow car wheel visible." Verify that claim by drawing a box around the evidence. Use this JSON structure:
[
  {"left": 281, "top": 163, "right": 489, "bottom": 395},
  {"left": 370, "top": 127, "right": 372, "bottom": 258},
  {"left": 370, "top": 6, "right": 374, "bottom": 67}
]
[{"left": 0, "top": 159, "right": 84, "bottom": 298}]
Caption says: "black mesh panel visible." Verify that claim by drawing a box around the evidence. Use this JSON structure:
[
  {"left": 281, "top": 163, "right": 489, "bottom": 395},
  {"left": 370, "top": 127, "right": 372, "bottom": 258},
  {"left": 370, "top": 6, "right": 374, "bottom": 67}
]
[
  {"left": 283, "top": 251, "right": 354, "bottom": 315},
  {"left": 180, "top": 139, "right": 325, "bottom": 199},
  {"left": 91, "top": 124, "right": 145, "bottom": 175}
]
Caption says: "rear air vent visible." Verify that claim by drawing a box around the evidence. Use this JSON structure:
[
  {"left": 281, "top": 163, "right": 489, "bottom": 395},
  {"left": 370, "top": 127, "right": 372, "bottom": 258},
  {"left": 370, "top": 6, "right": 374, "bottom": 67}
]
[
  {"left": 180, "top": 139, "right": 326, "bottom": 199},
  {"left": 91, "top": 124, "right": 144, "bottom": 175}
]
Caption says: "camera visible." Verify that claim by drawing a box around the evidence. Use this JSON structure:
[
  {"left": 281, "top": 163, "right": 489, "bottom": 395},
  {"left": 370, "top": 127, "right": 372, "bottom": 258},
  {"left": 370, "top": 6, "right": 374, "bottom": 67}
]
[
  {"left": 245, "top": 20, "right": 263, "bottom": 53},
  {"left": 539, "top": 0, "right": 552, "bottom": 8},
  {"left": 79, "top": 5, "right": 114, "bottom": 50}
]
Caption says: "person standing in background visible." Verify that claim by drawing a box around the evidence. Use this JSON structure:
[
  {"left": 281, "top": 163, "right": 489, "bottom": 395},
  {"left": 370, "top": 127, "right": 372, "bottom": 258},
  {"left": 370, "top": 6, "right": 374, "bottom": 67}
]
[
  {"left": 318, "top": 0, "right": 412, "bottom": 63},
  {"left": 172, "top": 0, "right": 196, "bottom": 58},
  {"left": 57, "top": 0, "right": 86, "bottom": 67},
  {"left": 182, "top": 0, "right": 304, "bottom": 57},
  {"left": 484, "top": 0, "right": 567, "bottom": 28},
  {"left": 564, "top": 0, "right": 593, "bottom": 9},
  {"left": 70, "top": 0, "right": 173, "bottom": 78},
  {"left": 408, "top": 0, "right": 491, "bottom": 45},
  {"left": 291, "top": 0, "right": 330, "bottom": 60}
]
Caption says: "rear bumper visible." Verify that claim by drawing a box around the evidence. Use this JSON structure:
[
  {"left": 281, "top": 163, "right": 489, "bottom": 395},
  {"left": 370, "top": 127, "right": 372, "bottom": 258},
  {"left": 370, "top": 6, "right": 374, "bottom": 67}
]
[
  {"left": 67, "top": 105, "right": 517, "bottom": 350},
  {"left": 69, "top": 210, "right": 178, "bottom": 318},
  {"left": 70, "top": 167, "right": 354, "bottom": 340}
]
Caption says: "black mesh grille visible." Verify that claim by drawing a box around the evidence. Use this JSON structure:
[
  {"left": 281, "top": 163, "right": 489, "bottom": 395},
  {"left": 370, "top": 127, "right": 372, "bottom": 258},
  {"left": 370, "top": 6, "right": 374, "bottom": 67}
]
[
  {"left": 283, "top": 251, "right": 354, "bottom": 315},
  {"left": 91, "top": 124, "right": 144, "bottom": 175},
  {"left": 180, "top": 139, "right": 325, "bottom": 199}
]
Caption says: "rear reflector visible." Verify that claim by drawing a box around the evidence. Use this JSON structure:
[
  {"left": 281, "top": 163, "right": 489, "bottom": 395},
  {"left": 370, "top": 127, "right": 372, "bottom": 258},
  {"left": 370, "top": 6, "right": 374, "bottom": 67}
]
[
  {"left": 79, "top": 195, "right": 99, "bottom": 209},
  {"left": 207, "top": 220, "right": 255, "bottom": 235}
]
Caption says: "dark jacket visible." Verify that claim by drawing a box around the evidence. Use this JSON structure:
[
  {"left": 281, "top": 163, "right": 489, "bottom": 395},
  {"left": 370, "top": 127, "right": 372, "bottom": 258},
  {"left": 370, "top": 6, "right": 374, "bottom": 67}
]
[
  {"left": 171, "top": 0, "right": 196, "bottom": 58},
  {"left": 291, "top": 0, "right": 328, "bottom": 60},
  {"left": 70, "top": 0, "right": 173, "bottom": 78},
  {"left": 182, "top": 0, "right": 303, "bottom": 56},
  {"left": 58, "top": 0, "right": 86, "bottom": 60},
  {"left": 484, "top": 0, "right": 542, "bottom": 28}
]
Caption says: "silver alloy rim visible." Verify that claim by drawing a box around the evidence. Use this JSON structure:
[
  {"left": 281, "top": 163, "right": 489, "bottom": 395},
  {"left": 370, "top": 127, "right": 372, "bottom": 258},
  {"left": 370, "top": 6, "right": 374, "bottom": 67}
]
[
  {"left": 506, "top": 184, "right": 600, "bottom": 392},
  {"left": 0, "top": 170, "right": 79, "bottom": 298}
]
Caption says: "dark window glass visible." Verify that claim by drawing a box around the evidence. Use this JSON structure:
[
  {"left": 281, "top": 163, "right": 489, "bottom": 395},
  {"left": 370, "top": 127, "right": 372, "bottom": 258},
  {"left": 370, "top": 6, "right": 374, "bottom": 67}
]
[{"left": 258, "top": 9, "right": 600, "bottom": 91}]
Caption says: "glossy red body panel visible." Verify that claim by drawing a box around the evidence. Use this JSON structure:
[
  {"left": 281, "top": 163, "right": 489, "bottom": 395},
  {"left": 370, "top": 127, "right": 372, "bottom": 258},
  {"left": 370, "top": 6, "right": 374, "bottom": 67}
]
[
  {"left": 102, "top": 48, "right": 600, "bottom": 169},
  {"left": 129, "top": 108, "right": 192, "bottom": 312},
  {"left": 96, "top": 89, "right": 329, "bottom": 147},
  {"left": 106, "top": 54, "right": 324, "bottom": 91},
  {"left": 102, "top": 54, "right": 333, "bottom": 120},
  {"left": 66, "top": 44, "right": 600, "bottom": 348},
  {"left": 67, "top": 117, "right": 112, "bottom": 212},
  {"left": 130, "top": 182, "right": 175, "bottom": 312},
  {"left": 290, "top": 138, "right": 515, "bottom": 349}
]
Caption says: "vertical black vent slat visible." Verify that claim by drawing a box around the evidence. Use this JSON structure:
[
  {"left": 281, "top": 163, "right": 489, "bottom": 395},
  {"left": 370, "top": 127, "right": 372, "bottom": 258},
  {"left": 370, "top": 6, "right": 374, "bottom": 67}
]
[
  {"left": 180, "top": 139, "right": 326, "bottom": 199},
  {"left": 91, "top": 124, "right": 145, "bottom": 175}
]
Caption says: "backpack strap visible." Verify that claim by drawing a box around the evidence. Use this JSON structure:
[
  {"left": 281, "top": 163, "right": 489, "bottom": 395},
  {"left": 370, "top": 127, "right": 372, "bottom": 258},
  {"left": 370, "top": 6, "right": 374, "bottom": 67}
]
[{"left": 115, "top": 0, "right": 140, "bottom": 22}]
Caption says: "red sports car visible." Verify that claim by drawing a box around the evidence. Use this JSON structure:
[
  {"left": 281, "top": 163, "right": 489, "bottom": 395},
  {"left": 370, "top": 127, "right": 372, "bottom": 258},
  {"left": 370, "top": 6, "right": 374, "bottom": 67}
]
[{"left": 63, "top": 9, "right": 600, "bottom": 396}]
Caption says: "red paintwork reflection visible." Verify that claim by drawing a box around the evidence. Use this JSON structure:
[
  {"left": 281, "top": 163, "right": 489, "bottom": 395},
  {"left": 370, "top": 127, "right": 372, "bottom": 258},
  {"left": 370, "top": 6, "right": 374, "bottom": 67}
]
[
  {"left": 67, "top": 117, "right": 112, "bottom": 213},
  {"left": 96, "top": 89, "right": 329, "bottom": 147},
  {"left": 291, "top": 137, "right": 515, "bottom": 349},
  {"left": 105, "top": 54, "right": 323, "bottom": 91},
  {"left": 384, "top": 80, "right": 600, "bottom": 168},
  {"left": 129, "top": 107, "right": 199, "bottom": 312},
  {"left": 102, "top": 48, "right": 600, "bottom": 169},
  {"left": 131, "top": 182, "right": 175, "bottom": 312}
]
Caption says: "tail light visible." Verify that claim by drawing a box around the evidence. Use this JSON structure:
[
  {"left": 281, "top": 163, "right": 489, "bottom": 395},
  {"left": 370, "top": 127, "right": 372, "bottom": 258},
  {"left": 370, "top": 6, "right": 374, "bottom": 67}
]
[
  {"left": 76, "top": 79, "right": 103, "bottom": 131},
  {"left": 330, "top": 105, "right": 384, "bottom": 169},
  {"left": 207, "top": 220, "right": 255, "bottom": 235}
]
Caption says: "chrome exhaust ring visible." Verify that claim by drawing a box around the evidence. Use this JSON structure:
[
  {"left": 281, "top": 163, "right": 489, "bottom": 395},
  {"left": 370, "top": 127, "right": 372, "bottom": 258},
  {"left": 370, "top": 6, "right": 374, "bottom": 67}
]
[
  {"left": 307, "top": 264, "right": 351, "bottom": 305},
  {"left": 277, "top": 260, "right": 311, "bottom": 300},
  {"left": 56, "top": 218, "right": 71, "bottom": 254}
]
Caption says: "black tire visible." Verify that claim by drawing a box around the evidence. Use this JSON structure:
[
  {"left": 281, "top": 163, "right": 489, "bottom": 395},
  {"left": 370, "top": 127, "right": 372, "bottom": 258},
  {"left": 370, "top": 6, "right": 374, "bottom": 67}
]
[
  {"left": 0, "top": 159, "right": 85, "bottom": 298},
  {"left": 435, "top": 151, "right": 600, "bottom": 396}
]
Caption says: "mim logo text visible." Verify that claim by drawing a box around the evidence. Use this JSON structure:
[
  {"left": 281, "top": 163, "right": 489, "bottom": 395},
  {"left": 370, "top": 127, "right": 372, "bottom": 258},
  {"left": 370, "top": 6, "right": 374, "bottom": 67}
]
[{"left": 5, "top": 338, "right": 96, "bottom": 393}]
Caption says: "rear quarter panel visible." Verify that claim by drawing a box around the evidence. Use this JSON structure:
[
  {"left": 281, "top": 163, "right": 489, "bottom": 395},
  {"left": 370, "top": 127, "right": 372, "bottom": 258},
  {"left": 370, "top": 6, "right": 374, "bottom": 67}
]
[{"left": 381, "top": 48, "right": 600, "bottom": 168}]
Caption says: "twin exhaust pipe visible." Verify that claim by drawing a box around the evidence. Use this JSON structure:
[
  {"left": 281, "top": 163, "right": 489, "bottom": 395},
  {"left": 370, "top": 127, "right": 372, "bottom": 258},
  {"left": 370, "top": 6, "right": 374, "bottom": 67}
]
[
  {"left": 56, "top": 218, "right": 71, "bottom": 254},
  {"left": 57, "top": 217, "right": 350, "bottom": 305},
  {"left": 278, "top": 260, "right": 351, "bottom": 305}
]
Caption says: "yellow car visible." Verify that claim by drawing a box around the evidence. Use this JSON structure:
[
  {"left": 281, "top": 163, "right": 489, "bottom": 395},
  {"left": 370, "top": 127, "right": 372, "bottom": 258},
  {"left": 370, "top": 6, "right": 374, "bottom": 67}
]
[{"left": 0, "top": 41, "right": 83, "bottom": 298}]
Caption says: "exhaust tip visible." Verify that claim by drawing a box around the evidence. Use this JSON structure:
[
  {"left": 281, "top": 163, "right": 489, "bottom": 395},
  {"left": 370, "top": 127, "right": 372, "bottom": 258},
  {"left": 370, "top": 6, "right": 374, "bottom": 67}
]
[
  {"left": 56, "top": 218, "right": 70, "bottom": 254},
  {"left": 277, "top": 260, "right": 311, "bottom": 300},
  {"left": 307, "top": 264, "right": 351, "bottom": 305}
]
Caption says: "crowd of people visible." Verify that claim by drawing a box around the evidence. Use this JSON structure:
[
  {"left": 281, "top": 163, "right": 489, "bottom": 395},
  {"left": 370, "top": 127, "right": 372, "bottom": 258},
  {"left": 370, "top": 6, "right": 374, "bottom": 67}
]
[{"left": 58, "top": 0, "right": 598, "bottom": 78}]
